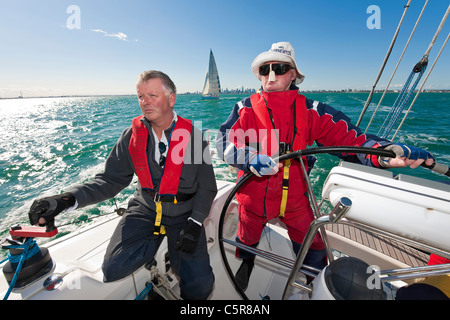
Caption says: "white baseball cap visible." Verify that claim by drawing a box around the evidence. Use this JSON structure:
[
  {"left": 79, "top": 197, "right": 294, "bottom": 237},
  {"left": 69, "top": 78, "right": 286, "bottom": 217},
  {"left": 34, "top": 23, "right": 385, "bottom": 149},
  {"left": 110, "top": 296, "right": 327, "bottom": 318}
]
[{"left": 251, "top": 41, "right": 305, "bottom": 84}]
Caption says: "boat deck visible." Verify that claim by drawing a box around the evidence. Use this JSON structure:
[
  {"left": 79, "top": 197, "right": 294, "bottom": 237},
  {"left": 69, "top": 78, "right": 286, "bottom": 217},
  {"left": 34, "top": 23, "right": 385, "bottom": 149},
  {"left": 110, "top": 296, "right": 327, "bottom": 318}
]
[{"left": 326, "top": 223, "right": 430, "bottom": 267}]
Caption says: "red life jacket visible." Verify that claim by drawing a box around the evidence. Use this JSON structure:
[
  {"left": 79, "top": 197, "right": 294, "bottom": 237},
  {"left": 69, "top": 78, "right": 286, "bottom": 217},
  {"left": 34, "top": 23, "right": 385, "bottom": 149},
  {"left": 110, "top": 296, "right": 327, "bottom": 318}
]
[
  {"left": 250, "top": 90, "right": 308, "bottom": 155},
  {"left": 236, "top": 90, "right": 311, "bottom": 218},
  {"left": 128, "top": 115, "right": 192, "bottom": 196}
]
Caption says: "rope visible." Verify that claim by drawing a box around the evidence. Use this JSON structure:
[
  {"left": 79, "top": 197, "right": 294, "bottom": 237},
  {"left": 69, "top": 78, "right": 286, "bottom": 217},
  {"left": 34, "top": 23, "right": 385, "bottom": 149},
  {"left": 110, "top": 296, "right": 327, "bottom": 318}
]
[
  {"left": 388, "top": 4, "right": 450, "bottom": 140},
  {"left": 135, "top": 282, "right": 153, "bottom": 300},
  {"left": 3, "top": 238, "right": 36, "bottom": 300},
  {"left": 392, "top": 31, "right": 450, "bottom": 141},
  {"left": 6, "top": 240, "right": 40, "bottom": 264},
  {"left": 374, "top": 3, "right": 449, "bottom": 140},
  {"left": 0, "top": 198, "right": 124, "bottom": 300},
  {"left": 377, "top": 62, "right": 427, "bottom": 139}
]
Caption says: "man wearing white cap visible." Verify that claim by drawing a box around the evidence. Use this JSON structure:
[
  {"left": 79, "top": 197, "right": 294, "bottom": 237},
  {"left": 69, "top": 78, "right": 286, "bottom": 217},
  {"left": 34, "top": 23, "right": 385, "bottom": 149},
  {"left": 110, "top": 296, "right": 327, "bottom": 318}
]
[
  {"left": 216, "top": 42, "right": 435, "bottom": 291},
  {"left": 251, "top": 41, "right": 305, "bottom": 89}
]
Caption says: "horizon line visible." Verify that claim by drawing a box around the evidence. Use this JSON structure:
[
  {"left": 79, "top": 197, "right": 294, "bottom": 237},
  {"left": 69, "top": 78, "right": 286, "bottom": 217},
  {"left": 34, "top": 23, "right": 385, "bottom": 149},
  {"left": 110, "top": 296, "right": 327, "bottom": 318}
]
[{"left": 2, "top": 88, "right": 450, "bottom": 100}]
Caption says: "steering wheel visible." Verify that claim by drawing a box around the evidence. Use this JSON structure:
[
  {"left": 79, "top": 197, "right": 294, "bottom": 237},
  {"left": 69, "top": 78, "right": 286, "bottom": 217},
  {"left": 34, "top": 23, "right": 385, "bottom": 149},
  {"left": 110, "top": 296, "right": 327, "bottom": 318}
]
[{"left": 217, "top": 146, "right": 398, "bottom": 300}]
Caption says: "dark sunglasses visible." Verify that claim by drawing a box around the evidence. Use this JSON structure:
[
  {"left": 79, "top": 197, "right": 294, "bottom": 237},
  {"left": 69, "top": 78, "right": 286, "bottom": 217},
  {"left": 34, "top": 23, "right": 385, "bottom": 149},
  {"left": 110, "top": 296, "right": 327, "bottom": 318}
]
[
  {"left": 158, "top": 142, "right": 166, "bottom": 166},
  {"left": 259, "top": 63, "right": 293, "bottom": 76}
]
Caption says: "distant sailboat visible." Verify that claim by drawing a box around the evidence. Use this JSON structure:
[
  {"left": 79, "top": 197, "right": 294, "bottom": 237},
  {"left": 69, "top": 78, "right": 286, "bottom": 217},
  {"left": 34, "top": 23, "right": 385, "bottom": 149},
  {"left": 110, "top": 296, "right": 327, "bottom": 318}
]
[{"left": 201, "top": 49, "right": 221, "bottom": 99}]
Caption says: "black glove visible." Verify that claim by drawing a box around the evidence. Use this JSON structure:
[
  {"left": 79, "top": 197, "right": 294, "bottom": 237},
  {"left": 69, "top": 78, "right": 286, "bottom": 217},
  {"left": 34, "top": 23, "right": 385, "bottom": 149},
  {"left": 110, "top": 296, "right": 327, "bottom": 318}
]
[
  {"left": 28, "top": 193, "right": 76, "bottom": 229},
  {"left": 177, "top": 219, "right": 202, "bottom": 254}
]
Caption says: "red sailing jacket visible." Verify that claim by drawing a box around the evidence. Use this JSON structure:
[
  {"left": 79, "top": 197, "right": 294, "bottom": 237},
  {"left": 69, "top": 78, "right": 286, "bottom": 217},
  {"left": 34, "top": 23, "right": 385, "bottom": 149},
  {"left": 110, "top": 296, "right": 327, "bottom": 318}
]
[
  {"left": 128, "top": 115, "right": 192, "bottom": 196},
  {"left": 235, "top": 90, "right": 311, "bottom": 219}
]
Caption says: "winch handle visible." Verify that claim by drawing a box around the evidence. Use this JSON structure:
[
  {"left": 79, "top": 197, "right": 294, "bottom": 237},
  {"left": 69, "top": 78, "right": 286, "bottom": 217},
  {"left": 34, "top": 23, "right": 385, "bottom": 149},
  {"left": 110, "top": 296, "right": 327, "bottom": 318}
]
[{"left": 9, "top": 225, "right": 58, "bottom": 238}]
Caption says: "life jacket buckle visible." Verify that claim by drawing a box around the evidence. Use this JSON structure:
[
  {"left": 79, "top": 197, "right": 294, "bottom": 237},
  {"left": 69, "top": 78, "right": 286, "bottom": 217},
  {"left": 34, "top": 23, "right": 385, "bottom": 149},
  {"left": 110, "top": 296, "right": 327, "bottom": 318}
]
[{"left": 279, "top": 142, "right": 292, "bottom": 155}]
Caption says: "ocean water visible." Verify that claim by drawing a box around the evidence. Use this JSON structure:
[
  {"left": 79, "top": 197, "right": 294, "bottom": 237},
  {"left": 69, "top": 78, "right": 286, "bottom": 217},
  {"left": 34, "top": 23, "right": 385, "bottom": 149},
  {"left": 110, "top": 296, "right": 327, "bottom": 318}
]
[{"left": 0, "top": 92, "right": 449, "bottom": 252}]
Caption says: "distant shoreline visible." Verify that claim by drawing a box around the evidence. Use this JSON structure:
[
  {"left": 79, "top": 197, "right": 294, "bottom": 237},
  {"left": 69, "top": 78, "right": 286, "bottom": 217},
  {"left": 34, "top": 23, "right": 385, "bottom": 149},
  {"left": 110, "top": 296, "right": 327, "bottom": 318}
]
[{"left": 1, "top": 89, "right": 449, "bottom": 100}]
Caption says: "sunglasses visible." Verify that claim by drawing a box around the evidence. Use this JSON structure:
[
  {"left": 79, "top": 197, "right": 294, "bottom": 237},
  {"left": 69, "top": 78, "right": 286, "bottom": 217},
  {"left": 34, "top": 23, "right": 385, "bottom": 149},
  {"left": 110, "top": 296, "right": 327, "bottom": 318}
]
[
  {"left": 259, "top": 63, "right": 293, "bottom": 76},
  {"left": 158, "top": 141, "right": 166, "bottom": 166}
]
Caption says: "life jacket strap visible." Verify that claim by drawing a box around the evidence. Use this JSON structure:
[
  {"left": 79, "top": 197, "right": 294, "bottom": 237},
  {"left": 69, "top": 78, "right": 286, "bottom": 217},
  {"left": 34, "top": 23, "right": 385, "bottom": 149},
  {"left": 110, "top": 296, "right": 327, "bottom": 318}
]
[
  {"left": 279, "top": 142, "right": 292, "bottom": 155},
  {"left": 146, "top": 190, "right": 195, "bottom": 202},
  {"left": 149, "top": 191, "right": 196, "bottom": 235},
  {"left": 279, "top": 156, "right": 291, "bottom": 218},
  {"left": 154, "top": 200, "right": 166, "bottom": 236}
]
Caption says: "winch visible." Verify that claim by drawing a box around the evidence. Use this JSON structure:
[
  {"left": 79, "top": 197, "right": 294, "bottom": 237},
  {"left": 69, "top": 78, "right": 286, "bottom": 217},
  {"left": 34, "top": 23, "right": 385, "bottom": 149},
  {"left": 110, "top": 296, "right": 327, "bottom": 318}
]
[{"left": 1, "top": 225, "right": 57, "bottom": 297}]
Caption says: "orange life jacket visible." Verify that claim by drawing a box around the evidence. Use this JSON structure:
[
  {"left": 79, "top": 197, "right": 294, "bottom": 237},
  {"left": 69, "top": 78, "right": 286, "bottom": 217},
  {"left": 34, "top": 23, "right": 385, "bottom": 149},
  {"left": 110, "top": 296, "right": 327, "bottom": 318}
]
[
  {"left": 236, "top": 90, "right": 311, "bottom": 218},
  {"left": 128, "top": 115, "right": 192, "bottom": 196},
  {"left": 250, "top": 91, "right": 308, "bottom": 155}
]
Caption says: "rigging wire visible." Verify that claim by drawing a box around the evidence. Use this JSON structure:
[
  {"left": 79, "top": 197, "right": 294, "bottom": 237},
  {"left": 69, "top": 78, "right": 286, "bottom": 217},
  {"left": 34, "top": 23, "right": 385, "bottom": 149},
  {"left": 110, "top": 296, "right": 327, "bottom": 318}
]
[
  {"left": 423, "top": 4, "right": 450, "bottom": 57},
  {"left": 392, "top": 30, "right": 450, "bottom": 141},
  {"left": 364, "top": 0, "right": 429, "bottom": 134},
  {"left": 356, "top": 0, "right": 412, "bottom": 127},
  {"left": 381, "top": 4, "right": 450, "bottom": 141},
  {"left": 377, "top": 59, "right": 427, "bottom": 139}
]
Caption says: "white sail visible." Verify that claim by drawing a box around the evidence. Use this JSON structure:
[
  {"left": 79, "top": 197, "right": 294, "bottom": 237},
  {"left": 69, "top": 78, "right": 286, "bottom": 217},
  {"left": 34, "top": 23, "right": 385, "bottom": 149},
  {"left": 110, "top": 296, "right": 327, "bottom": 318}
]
[{"left": 201, "top": 49, "right": 221, "bottom": 99}]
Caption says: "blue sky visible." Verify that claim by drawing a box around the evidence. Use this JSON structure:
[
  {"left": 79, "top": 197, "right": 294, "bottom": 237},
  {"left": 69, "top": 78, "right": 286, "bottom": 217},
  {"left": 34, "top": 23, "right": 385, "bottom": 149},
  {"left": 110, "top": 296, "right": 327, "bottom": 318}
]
[{"left": 0, "top": 0, "right": 449, "bottom": 97}]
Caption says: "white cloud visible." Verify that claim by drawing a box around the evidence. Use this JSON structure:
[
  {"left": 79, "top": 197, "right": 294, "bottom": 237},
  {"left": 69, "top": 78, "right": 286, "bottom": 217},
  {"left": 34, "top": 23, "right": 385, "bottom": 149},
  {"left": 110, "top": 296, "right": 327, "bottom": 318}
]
[
  {"left": 109, "top": 32, "right": 128, "bottom": 41},
  {"left": 91, "top": 29, "right": 138, "bottom": 42},
  {"left": 91, "top": 28, "right": 107, "bottom": 35}
]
